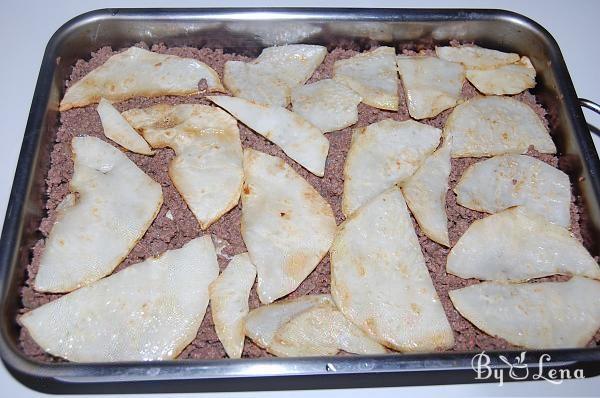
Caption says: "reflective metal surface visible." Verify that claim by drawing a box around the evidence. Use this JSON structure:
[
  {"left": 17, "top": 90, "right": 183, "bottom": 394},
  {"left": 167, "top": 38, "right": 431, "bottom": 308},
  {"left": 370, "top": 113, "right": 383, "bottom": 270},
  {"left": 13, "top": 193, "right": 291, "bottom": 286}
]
[
  {"left": 0, "top": 8, "right": 598, "bottom": 393},
  {"left": 581, "top": 99, "right": 600, "bottom": 117}
]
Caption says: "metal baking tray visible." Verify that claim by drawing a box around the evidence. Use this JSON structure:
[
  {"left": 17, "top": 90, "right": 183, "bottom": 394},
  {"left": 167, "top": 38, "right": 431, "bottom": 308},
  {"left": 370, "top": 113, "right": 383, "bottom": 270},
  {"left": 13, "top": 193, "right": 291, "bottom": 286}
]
[{"left": 1, "top": 8, "right": 599, "bottom": 393}]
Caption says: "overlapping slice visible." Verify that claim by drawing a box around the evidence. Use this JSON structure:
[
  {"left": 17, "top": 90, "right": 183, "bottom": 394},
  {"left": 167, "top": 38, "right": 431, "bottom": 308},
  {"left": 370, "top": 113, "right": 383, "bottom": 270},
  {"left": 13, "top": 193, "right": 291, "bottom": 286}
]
[
  {"left": 241, "top": 149, "right": 336, "bottom": 304},
  {"left": 291, "top": 79, "right": 362, "bottom": 133},
  {"left": 209, "top": 96, "right": 329, "bottom": 176},
  {"left": 333, "top": 46, "right": 399, "bottom": 111},
  {"left": 256, "top": 45, "right": 327, "bottom": 87},
  {"left": 269, "top": 301, "right": 387, "bottom": 357},
  {"left": 245, "top": 294, "right": 332, "bottom": 349},
  {"left": 209, "top": 253, "right": 256, "bottom": 358},
  {"left": 223, "top": 62, "right": 290, "bottom": 108},
  {"left": 34, "top": 136, "right": 163, "bottom": 293},
  {"left": 223, "top": 44, "right": 327, "bottom": 107},
  {"left": 396, "top": 56, "right": 465, "bottom": 119},
  {"left": 97, "top": 98, "right": 153, "bottom": 155},
  {"left": 449, "top": 277, "right": 600, "bottom": 349},
  {"left": 60, "top": 47, "right": 224, "bottom": 111},
  {"left": 443, "top": 96, "right": 556, "bottom": 157},
  {"left": 447, "top": 207, "right": 600, "bottom": 281},
  {"left": 331, "top": 187, "right": 455, "bottom": 352},
  {"left": 436, "top": 45, "right": 536, "bottom": 95},
  {"left": 454, "top": 154, "right": 571, "bottom": 227},
  {"left": 435, "top": 45, "right": 520, "bottom": 69},
  {"left": 466, "top": 56, "right": 536, "bottom": 95},
  {"left": 401, "top": 140, "right": 452, "bottom": 246},
  {"left": 22, "top": 237, "right": 219, "bottom": 362},
  {"left": 342, "top": 119, "right": 441, "bottom": 216},
  {"left": 122, "top": 104, "right": 243, "bottom": 229}
]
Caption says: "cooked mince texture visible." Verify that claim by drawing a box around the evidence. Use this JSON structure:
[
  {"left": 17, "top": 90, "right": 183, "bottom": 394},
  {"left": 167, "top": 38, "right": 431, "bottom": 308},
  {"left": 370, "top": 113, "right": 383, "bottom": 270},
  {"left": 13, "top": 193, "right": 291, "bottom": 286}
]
[{"left": 18, "top": 43, "right": 599, "bottom": 362}]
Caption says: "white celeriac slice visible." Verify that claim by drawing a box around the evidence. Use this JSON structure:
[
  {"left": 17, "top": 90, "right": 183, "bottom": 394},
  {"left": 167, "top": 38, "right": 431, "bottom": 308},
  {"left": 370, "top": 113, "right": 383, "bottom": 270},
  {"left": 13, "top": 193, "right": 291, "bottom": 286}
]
[
  {"left": 333, "top": 46, "right": 399, "bottom": 111},
  {"left": 208, "top": 95, "right": 329, "bottom": 177},
  {"left": 291, "top": 79, "right": 362, "bottom": 133},
  {"left": 435, "top": 45, "right": 520, "bottom": 69},
  {"left": 449, "top": 277, "right": 600, "bottom": 349},
  {"left": 443, "top": 96, "right": 556, "bottom": 157},
  {"left": 209, "top": 253, "right": 256, "bottom": 358},
  {"left": 255, "top": 45, "right": 327, "bottom": 88},
  {"left": 401, "top": 140, "right": 452, "bottom": 246},
  {"left": 34, "top": 136, "right": 162, "bottom": 293},
  {"left": 60, "top": 47, "right": 224, "bottom": 111},
  {"left": 223, "top": 44, "right": 327, "bottom": 107},
  {"left": 22, "top": 237, "right": 219, "bottom": 362},
  {"left": 454, "top": 154, "right": 571, "bottom": 227},
  {"left": 269, "top": 301, "right": 387, "bottom": 357},
  {"left": 466, "top": 56, "right": 536, "bottom": 95},
  {"left": 223, "top": 61, "right": 290, "bottom": 107},
  {"left": 447, "top": 207, "right": 600, "bottom": 281},
  {"left": 396, "top": 56, "right": 465, "bottom": 119},
  {"left": 97, "top": 98, "right": 153, "bottom": 155},
  {"left": 122, "top": 104, "right": 243, "bottom": 229},
  {"left": 331, "top": 187, "right": 455, "bottom": 352},
  {"left": 342, "top": 119, "right": 441, "bottom": 216},
  {"left": 244, "top": 294, "right": 332, "bottom": 349},
  {"left": 241, "top": 149, "right": 336, "bottom": 304}
]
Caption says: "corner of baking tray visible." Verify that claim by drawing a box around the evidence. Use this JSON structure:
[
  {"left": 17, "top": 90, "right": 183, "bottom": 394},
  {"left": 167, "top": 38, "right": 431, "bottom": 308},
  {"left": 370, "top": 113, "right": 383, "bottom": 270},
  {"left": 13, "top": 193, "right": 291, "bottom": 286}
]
[
  {"left": 476, "top": 8, "right": 562, "bottom": 44},
  {"left": 491, "top": 9, "right": 600, "bottom": 187},
  {"left": 44, "top": 8, "right": 116, "bottom": 51}
]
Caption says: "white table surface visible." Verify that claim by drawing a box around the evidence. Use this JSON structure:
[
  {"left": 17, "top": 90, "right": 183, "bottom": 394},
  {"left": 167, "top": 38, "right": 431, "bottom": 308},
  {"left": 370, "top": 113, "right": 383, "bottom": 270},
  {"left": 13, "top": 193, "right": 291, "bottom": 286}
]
[{"left": 1, "top": 0, "right": 599, "bottom": 396}]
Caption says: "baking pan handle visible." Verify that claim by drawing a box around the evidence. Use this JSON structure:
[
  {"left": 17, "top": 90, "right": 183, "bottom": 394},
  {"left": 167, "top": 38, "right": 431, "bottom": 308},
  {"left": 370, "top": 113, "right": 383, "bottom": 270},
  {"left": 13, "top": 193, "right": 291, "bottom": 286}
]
[
  {"left": 580, "top": 98, "right": 600, "bottom": 114},
  {"left": 580, "top": 98, "right": 600, "bottom": 137}
]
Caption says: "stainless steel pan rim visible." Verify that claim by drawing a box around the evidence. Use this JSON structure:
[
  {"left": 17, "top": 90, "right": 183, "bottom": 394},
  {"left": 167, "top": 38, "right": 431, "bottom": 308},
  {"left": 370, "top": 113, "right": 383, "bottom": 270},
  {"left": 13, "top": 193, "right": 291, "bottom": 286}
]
[{"left": 1, "top": 8, "right": 599, "bottom": 392}]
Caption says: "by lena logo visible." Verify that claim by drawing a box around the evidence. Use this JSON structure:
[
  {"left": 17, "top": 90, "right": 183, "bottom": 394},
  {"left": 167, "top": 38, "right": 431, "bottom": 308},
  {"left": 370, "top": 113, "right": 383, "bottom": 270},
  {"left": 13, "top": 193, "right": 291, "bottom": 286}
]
[{"left": 471, "top": 351, "right": 585, "bottom": 386}]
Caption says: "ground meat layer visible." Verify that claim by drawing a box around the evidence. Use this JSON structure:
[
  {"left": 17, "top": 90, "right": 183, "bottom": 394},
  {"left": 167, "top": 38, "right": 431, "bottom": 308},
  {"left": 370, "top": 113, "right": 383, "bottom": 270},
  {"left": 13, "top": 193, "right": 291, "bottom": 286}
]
[{"left": 18, "top": 43, "right": 599, "bottom": 362}]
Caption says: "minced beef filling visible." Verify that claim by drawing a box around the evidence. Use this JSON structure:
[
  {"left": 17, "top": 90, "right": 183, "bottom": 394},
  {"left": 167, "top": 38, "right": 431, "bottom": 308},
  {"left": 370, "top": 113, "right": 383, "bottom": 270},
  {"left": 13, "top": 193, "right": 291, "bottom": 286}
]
[{"left": 18, "top": 43, "right": 600, "bottom": 362}]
